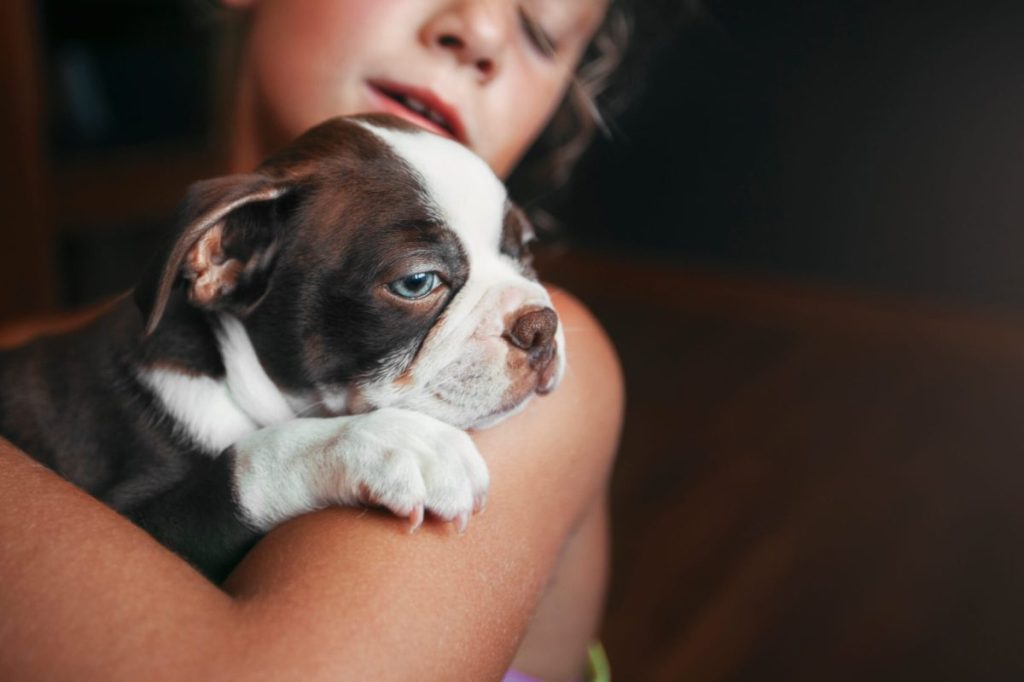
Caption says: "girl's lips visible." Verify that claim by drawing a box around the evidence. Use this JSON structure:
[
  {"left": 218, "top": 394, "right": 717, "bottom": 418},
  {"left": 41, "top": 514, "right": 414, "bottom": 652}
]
[{"left": 366, "top": 81, "right": 469, "bottom": 145}]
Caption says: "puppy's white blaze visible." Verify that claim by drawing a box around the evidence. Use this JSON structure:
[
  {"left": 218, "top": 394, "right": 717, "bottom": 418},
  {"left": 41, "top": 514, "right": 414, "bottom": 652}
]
[
  {"left": 215, "top": 315, "right": 297, "bottom": 426},
  {"left": 355, "top": 121, "right": 564, "bottom": 428},
  {"left": 357, "top": 121, "right": 507, "bottom": 256},
  {"left": 137, "top": 368, "right": 257, "bottom": 454}
]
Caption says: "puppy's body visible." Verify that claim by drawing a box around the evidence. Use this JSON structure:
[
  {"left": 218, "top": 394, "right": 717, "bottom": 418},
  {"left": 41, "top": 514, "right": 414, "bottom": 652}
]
[
  {"left": 0, "top": 300, "right": 257, "bottom": 577},
  {"left": 0, "top": 116, "right": 564, "bottom": 581}
]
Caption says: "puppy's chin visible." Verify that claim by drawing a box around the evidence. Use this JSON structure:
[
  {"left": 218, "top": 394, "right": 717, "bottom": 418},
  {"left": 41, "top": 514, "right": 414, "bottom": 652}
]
[
  {"left": 428, "top": 388, "right": 531, "bottom": 431},
  {"left": 426, "top": 364, "right": 566, "bottom": 431},
  {"left": 464, "top": 396, "right": 534, "bottom": 431}
]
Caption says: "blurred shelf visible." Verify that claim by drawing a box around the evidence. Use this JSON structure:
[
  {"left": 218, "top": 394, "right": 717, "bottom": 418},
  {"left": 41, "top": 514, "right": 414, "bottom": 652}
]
[{"left": 50, "top": 141, "right": 220, "bottom": 233}]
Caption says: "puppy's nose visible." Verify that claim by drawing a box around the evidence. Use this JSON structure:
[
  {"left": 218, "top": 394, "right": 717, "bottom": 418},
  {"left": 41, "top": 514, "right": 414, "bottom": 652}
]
[{"left": 507, "top": 307, "right": 559, "bottom": 370}]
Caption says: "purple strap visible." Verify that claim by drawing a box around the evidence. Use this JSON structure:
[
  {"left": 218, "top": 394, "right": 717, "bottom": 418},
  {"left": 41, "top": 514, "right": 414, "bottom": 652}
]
[
  {"left": 504, "top": 670, "right": 585, "bottom": 682},
  {"left": 502, "top": 671, "right": 545, "bottom": 682}
]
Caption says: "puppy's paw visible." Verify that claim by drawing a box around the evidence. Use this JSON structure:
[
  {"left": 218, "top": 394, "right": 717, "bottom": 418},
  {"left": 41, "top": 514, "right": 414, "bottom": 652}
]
[
  {"left": 231, "top": 410, "right": 489, "bottom": 533},
  {"left": 342, "top": 408, "right": 489, "bottom": 532}
]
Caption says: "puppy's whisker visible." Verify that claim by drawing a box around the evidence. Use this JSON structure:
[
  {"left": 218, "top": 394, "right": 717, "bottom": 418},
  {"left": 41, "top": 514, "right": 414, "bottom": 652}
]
[{"left": 293, "top": 399, "right": 331, "bottom": 418}]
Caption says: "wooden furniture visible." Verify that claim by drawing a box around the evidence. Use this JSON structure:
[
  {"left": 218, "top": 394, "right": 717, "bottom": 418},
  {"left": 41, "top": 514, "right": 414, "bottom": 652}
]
[
  {"left": 0, "top": 1, "right": 58, "bottom": 320},
  {"left": 0, "top": 1, "right": 217, "bottom": 324},
  {"left": 540, "top": 249, "right": 1024, "bottom": 679}
]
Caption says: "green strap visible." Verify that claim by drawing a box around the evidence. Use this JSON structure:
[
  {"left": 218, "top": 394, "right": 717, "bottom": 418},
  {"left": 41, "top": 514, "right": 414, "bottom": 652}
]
[{"left": 587, "top": 642, "right": 611, "bottom": 682}]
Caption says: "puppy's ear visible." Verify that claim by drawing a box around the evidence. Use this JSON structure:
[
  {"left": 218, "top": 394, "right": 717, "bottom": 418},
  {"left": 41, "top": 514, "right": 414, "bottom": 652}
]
[{"left": 136, "top": 173, "right": 292, "bottom": 335}]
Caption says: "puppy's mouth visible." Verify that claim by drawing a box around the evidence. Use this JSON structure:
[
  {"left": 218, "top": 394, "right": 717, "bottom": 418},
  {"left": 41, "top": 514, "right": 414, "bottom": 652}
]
[
  {"left": 472, "top": 364, "right": 566, "bottom": 427},
  {"left": 367, "top": 81, "right": 467, "bottom": 144}
]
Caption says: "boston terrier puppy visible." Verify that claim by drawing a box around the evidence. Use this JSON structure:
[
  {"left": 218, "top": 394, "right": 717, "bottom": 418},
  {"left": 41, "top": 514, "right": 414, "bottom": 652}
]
[{"left": 0, "top": 115, "right": 565, "bottom": 581}]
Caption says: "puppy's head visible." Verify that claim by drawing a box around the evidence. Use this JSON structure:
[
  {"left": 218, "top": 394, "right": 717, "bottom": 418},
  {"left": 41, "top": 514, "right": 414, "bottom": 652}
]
[{"left": 138, "top": 115, "right": 564, "bottom": 429}]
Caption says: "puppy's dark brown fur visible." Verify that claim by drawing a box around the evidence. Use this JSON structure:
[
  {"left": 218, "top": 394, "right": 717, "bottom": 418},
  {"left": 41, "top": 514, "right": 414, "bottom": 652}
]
[{"left": 0, "top": 115, "right": 476, "bottom": 581}]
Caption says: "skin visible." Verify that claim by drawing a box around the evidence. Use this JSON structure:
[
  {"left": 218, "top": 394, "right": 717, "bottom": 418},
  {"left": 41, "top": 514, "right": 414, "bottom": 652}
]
[
  {"left": 0, "top": 289, "right": 622, "bottom": 681},
  {"left": 224, "top": 0, "right": 608, "bottom": 175},
  {"left": 0, "top": 1, "right": 621, "bottom": 679}
]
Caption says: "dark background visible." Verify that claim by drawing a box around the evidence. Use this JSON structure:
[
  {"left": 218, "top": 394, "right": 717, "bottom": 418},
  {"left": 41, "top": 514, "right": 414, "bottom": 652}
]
[
  {"left": 20, "top": 0, "right": 1024, "bottom": 311},
  {"left": 563, "top": 0, "right": 1024, "bottom": 310}
]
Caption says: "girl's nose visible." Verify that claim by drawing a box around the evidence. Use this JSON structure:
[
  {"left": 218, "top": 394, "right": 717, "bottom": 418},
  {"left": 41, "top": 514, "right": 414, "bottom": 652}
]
[{"left": 421, "top": 1, "right": 512, "bottom": 82}]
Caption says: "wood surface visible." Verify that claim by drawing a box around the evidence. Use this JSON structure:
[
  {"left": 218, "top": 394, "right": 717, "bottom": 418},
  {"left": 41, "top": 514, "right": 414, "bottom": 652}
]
[
  {"left": 539, "top": 250, "right": 1024, "bottom": 681},
  {"left": 0, "top": 1, "right": 58, "bottom": 318}
]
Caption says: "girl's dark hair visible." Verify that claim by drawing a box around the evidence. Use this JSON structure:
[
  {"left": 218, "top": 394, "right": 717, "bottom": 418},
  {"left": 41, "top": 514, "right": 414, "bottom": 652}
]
[{"left": 507, "top": 0, "right": 698, "bottom": 208}]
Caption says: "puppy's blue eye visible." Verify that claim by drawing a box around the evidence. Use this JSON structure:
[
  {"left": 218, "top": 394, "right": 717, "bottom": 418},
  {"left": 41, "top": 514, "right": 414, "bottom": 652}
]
[{"left": 388, "top": 272, "right": 442, "bottom": 300}]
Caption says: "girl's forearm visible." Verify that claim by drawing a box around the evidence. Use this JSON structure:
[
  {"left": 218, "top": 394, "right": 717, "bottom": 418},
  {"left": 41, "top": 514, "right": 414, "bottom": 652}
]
[
  {"left": 0, "top": 439, "right": 239, "bottom": 679},
  {"left": 0, "top": 289, "right": 623, "bottom": 681}
]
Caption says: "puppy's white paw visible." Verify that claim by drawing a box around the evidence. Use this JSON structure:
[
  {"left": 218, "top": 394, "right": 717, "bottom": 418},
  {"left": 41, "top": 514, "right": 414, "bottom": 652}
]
[
  {"left": 232, "top": 408, "right": 489, "bottom": 533},
  {"left": 340, "top": 408, "right": 489, "bottom": 532}
]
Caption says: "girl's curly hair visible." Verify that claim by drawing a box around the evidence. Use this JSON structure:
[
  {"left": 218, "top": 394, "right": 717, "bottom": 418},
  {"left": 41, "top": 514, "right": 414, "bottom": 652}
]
[{"left": 507, "top": 0, "right": 698, "bottom": 206}]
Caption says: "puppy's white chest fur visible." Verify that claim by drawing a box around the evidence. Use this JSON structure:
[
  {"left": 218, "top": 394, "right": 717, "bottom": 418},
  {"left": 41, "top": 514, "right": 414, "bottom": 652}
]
[{"left": 139, "top": 316, "right": 312, "bottom": 455}]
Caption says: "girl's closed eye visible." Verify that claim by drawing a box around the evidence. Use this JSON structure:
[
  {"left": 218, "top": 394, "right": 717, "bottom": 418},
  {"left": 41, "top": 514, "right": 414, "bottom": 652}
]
[
  {"left": 519, "top": 7, "right": 558, "bottom": 59},
  {"left": 225, "top": 0, "right": 615, "bottom": 179}
]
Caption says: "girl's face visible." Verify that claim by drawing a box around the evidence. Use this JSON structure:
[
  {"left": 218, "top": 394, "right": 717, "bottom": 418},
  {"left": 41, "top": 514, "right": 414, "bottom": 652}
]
[{"left": 228, "top": 0, "right": 608, "bottom": 177}]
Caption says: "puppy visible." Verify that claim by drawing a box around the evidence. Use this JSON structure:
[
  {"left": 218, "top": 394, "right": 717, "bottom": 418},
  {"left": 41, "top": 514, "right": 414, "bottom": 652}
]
[{"left": 0, "top": 115, "right": 565, "bottom": 581}]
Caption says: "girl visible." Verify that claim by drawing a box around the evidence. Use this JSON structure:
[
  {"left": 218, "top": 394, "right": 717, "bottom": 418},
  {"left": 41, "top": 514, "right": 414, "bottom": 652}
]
[{"left": 0, "top": 1, "right": 632, "bottom": 679}]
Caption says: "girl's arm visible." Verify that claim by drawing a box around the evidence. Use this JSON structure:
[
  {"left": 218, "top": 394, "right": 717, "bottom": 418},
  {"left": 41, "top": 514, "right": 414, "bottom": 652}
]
[{"left": 0, "top": 289, "right": 623, "bottom": 681}]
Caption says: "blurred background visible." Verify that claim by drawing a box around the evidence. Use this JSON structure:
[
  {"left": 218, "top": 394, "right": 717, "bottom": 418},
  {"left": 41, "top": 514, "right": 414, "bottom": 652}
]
[{"left": 3, "top": 0, "right": 1024, "bottom": 678}]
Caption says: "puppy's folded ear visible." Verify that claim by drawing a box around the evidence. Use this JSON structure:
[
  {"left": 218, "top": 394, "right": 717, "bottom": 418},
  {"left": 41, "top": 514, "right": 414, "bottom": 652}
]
[{"left": 136, "top": 173, "right": 293, "bottom": 335}]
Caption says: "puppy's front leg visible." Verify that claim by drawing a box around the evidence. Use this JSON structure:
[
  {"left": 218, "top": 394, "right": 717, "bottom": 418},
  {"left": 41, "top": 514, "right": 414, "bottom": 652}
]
[
  {"left": 123, "top": 453, "right": 265, "bottom": 582},
  {"left": 232, "top": 407, "right": 491, "bottom": 535}
]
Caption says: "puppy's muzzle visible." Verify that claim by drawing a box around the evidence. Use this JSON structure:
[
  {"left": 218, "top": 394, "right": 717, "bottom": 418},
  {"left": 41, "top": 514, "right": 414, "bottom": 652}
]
[{"left": 506, "top": 307, "right": 560, "bottom": 394}]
